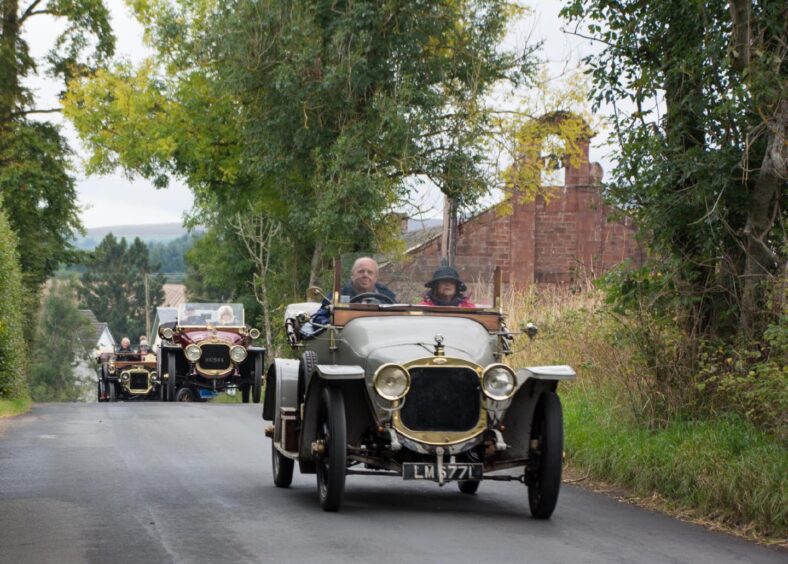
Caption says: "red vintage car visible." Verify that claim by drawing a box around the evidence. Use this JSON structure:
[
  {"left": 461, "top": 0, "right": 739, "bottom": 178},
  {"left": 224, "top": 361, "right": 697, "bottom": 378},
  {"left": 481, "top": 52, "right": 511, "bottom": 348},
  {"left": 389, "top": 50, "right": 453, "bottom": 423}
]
[{"left": 157, "top": 303, "right": 264, "bottom": 402}]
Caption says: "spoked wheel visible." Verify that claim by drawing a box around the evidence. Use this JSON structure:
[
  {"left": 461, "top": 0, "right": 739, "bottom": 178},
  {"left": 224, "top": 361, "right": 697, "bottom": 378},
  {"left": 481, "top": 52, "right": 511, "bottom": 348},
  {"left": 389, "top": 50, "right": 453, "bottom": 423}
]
[
  {"left": 252, "top": 354, "right": 263, "bottom": 404},
  {"left": 527, "top": 391, "right": 563, "bottom": 519},
  {"left": 175, "top": 387, "right": 196, "bottom": 402},
  {"left": 271, "top": 439, "right": 294, "bottom": 488},
  {"left": 315, "top": 386, "right": 346, "bottom": 512},
  {"left": 458, "top": 480, "right": 480, "bottom": 494},
  {"left": 167, "top": 354, "right": 177, "bottom": 402},
  {"left": 108, "top": 381, "right": 117, "bottom": 402},
  {"left": 159, "top": 381, "right": 167, "bottom": 401}
]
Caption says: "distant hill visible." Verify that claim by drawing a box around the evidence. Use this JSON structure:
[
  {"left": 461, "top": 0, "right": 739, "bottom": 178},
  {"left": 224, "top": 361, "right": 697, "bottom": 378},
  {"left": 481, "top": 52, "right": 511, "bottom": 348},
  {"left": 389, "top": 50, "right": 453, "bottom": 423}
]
[
  {"left": 407, "top": 217, "right": 442, "bottom": 231},
  {"left": 74, "top": 223, "right": 203, "bottom": 250}
]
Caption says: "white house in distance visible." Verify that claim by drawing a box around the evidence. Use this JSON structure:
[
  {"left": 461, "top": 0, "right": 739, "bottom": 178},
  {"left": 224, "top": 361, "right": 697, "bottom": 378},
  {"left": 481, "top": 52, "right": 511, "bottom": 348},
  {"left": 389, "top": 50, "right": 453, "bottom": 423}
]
[
  {"left": 74, "top": 310, "right": 116, "bottom": 401},
  {"left": 78, "top": 309, "right": 116, "bottom": 357}
]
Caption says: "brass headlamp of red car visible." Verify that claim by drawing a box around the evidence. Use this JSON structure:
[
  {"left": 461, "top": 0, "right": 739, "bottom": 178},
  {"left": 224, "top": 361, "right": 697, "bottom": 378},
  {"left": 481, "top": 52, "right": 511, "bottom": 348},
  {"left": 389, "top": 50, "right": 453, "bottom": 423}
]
[
  {"left": 184, "top": 344, "right": 202, "bottom": 363},
  {"left": 230, "top": 346, "right": 247, "bottom": 363}
]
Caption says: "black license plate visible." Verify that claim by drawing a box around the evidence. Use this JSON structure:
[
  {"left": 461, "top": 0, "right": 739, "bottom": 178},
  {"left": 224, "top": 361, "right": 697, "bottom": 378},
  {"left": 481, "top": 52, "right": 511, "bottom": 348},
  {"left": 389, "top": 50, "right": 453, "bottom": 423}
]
[{"left": 402, "top": 462, "right": 483, "bottom": 482}]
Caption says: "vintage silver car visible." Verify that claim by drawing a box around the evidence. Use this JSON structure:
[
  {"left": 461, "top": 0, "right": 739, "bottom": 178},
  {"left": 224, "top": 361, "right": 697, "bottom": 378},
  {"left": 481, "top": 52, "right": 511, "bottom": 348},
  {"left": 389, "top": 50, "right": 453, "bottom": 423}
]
[{"left": 263, "top": 263, "right": 575, "bottom": 517}]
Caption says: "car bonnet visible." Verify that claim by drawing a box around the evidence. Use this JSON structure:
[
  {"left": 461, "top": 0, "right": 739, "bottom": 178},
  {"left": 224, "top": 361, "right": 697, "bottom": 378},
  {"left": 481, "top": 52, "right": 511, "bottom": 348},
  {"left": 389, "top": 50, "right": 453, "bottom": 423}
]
[{"left": 338, "top": 315, "right": 495, "bottom": 366}]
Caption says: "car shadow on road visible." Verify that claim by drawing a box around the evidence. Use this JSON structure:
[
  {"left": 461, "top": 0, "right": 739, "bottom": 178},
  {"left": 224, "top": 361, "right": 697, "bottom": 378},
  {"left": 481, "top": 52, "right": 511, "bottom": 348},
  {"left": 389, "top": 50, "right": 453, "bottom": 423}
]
[{"left": 272, "top": 480, "right": 554, "bottom": 523}]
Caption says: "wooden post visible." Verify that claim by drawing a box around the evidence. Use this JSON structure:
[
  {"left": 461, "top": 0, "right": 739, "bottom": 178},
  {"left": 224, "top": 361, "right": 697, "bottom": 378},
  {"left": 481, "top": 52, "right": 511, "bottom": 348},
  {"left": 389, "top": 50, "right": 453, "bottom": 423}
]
[
  {"left": 333, "top": 257, "right": 342, "bottom": 303},
  {"left": 493, "top": 266, "right": 502, "bottom": 312},
  {"left": 144, "top": 272, "right": 151, "bottom": 337}
]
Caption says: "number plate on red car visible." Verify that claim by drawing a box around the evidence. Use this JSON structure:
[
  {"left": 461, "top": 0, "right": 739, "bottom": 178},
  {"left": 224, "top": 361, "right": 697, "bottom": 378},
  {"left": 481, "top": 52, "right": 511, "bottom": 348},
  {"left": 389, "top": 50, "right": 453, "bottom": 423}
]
[{"left": 402, "top": 462, "right": 482, "bottom": 481}]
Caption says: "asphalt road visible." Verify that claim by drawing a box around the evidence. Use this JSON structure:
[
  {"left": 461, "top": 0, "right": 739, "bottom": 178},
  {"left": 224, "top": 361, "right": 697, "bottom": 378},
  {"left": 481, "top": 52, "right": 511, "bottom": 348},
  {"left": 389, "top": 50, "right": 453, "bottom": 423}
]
[{"left": 0, "top": 403, "right": 783, "bottom": 564}]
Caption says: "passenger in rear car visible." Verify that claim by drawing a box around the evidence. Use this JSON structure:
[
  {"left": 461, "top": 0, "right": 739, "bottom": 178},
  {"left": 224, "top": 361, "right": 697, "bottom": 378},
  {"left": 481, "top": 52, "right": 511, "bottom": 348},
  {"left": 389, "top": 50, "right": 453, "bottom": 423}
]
[{"left": 116, "top": 337, "right": 133, "bottom": 354}]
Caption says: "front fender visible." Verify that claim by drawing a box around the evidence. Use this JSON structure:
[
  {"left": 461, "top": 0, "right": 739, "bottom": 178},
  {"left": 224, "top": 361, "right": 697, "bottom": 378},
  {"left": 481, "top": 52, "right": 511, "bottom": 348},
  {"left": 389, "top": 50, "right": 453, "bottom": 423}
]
[
  {"left": 495, "top": 365, "right": 575, "bottom": 464},
  {"left": 515, "top": 365, "right": 576, "bottom": 387},
  {"left": 315, "top": 364, "right": 365, "bottom": 380},
  {"left": 262, "top": 358, "right": 299, "bottom": 421}
]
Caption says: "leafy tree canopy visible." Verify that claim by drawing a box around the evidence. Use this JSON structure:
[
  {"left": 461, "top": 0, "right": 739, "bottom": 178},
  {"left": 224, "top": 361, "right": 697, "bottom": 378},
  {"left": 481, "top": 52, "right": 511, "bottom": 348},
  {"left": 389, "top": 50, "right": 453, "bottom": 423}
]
[
  {"left": 147, "top": 233, "right": 200, "bottom": 273},
  {"left": 561, "top": 0, "right": 786, "bottom": 337},
  {"left": 64, "top": 0, "right": 535, "bottom": 286},
  {"left": 78, "top": 234, "right": 164, "bottom": 340},
  {"left": 0, "top": 0, "right": 115, "bottom": 288},
  {"left": 0, "top": 120, "right": 81, "bottom": 286}
]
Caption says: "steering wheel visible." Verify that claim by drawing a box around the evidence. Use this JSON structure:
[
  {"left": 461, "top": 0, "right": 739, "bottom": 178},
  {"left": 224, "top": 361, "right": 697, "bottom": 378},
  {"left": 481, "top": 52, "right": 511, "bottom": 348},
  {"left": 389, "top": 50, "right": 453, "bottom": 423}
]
[{"left": 349, "top": 292, "right": 395, "bottom": 305}]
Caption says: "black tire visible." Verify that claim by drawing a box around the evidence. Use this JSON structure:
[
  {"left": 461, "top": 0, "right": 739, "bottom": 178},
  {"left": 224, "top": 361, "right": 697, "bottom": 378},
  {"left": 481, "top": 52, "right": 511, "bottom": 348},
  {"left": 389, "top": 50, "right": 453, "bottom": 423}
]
[
  {"left": 241, "top": 386, "right": 250, "bottom": 403},
  {"left": 298, "top": 351, "right": 318, "bottom": 404},
  {"left": 252, "top": 354, "right": 263, "bottom": 404},
  {"left": 316, "top": 386, "right": 346, "bottom": 512},
  {"left": 98, "top": 363, "right": 109, "bottom": 402},
  {"left": 272, "top": 439, "right": 294, "bottom": 488},
  {"left": 175, "top": 387, "right": 195, "bottom": 402},
  {"left": 167, "top": 354, "right": 177, "bottom": 402},
  {"left": 527, "top": 391, "right": 563, "bottom": 519},
  {"left": 159, "top": 381, "right": 167, "bottom": 402},
  {"left": 108, "top": 381, "right": 117, "bottom": 402},
  {"left": 458, "top": 480, "right": 480, "bottom": 494}
]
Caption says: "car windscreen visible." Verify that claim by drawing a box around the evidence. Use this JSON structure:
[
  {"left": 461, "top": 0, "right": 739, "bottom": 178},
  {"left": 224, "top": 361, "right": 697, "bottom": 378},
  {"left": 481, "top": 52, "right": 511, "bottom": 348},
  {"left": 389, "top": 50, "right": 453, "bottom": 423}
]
[
  {"left": 177, "top": 303, "right": 245, "bottom": 326},
  {"left": 333, "top": 253, "right": 496, "bottom": 308}
]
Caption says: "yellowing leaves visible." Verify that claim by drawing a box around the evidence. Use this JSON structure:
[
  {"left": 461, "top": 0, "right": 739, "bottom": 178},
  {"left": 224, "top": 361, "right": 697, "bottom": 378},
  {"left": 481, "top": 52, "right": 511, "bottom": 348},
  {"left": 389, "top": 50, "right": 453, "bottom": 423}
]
[{"left": 497, "top": 67, "right": 605, "bottom": 209}]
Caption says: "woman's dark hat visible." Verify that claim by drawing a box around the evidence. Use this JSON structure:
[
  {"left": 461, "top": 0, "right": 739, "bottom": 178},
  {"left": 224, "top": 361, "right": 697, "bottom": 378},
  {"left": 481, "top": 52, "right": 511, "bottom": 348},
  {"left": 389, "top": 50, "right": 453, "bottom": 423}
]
[{"left": 425, "top": 266, "right": 466, "bottom": 292}]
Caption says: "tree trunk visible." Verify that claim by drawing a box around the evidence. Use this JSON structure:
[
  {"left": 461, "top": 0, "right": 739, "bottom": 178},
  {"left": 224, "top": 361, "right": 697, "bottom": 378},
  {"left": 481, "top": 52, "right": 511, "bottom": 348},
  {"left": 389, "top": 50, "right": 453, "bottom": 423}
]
[
  {"left": 258, "top": 274, "right": 275, "bottom": 356},
  {"left": 441, "top": 194, "right": 458, "bottom": 267},
  {"left": 728, "top": 0, "right": 751, "bottom": 73},
  {"left": 308, "top": 241, "right": 323, "bottom": 288},
  {"left": 0, "top": 0, "right": 20, "bottom": 129},
  {"left": 740, "top": 99, "right": 786, "bottom": 333}
]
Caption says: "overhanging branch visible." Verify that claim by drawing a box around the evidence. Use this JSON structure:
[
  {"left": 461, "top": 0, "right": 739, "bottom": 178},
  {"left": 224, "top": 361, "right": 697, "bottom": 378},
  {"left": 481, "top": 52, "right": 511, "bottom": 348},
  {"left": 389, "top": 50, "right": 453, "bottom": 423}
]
[{"left": 13, "top": 108, "right": 62, "bottom": 116}]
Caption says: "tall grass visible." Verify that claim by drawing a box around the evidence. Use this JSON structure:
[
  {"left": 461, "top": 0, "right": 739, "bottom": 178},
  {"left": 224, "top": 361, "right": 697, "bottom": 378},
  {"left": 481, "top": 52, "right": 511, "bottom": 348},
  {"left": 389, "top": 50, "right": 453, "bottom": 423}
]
[{"left": 504, "top": 286, "right": 787, "bottom": 539}]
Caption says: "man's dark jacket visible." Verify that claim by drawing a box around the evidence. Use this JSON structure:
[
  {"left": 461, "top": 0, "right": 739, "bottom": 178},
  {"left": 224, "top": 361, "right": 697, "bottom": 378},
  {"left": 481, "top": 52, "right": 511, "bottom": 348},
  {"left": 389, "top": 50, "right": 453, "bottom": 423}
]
[{"left": 340, "top": 283, "right": 397, "bottom": 301}]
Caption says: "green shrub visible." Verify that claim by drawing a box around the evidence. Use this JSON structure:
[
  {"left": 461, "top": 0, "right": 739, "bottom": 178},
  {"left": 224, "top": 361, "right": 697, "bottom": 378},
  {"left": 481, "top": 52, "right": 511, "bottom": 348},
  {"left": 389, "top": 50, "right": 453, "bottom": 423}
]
[
  {"left": 504, "top": 285, "right": 787, "bottom": 538},
  {"left": 0, "top": 203, "right": 27, "bottom": 400},
  {"left": 696, "top": 322, "right": 788, "bottom": 440}
]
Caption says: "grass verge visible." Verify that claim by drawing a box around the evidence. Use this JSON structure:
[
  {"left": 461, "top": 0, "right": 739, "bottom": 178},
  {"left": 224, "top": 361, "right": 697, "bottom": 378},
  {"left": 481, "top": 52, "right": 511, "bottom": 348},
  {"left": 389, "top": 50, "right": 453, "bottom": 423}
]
[
  {"left": 0, "top": 396, "right": 31, "bottom": 418},
  {"left": 563, "top": 385, "right": 787, "bottom": 540},
  {"left": 209, "top": 391, "right": 243, "bottom": 403}
]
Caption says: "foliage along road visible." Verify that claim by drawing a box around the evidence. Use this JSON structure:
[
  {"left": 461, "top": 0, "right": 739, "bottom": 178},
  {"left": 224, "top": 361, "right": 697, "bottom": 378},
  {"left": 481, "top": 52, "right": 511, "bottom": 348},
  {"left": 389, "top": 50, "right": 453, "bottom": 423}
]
[{"left": 0, "top": 403, "right": 783, "bottom": 564}]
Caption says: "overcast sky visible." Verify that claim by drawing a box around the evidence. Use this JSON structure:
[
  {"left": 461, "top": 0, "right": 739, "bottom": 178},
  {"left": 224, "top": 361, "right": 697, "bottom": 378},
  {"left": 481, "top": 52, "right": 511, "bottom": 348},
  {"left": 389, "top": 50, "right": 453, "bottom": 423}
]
[{"left": 23, "top": 1, "right": 604, "bottom": 229}]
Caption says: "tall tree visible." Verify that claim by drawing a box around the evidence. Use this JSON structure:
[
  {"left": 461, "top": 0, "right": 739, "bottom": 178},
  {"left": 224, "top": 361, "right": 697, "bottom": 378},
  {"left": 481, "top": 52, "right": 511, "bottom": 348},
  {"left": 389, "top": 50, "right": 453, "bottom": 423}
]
[
  {"left": 79, "top": 234, "right": 164, "bottom": 341},
  {"left": 64, "top": 0, "right": 533, "bottom": 286},
  {"left": 28, "top": 279, "right": 94, "bottom": 402},
  {"left": 561, "top": 0, "right": 786, "bottom": 337},
  {"left": 0, "top": 0, "right": 114, "bottom": 286}
]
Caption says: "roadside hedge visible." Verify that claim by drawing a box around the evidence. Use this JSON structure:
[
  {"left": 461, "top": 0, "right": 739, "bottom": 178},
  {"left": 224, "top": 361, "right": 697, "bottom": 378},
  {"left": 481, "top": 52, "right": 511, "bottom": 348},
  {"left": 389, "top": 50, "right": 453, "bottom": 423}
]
[{"left": 0, "top": 201, "right": 27, "bottom": 399}]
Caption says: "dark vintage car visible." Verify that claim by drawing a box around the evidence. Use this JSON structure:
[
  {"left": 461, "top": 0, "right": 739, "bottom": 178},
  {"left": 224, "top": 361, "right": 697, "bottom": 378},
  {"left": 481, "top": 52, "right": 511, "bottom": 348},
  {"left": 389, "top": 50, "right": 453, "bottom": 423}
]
[
  {"left": 157, "top": 303, "right": 264, "bottom": 402},
  {"left": 263, "top": 262, "right": 575, "bottom": 516},
  {"left": 97, "top": 350, "right": 160, "bottom": 402}
]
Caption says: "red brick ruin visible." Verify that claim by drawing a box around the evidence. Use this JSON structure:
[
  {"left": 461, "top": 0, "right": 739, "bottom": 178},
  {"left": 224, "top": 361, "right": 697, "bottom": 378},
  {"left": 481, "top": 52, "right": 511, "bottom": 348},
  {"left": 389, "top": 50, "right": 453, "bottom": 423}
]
[{"left": 382, "top": 134, "right": 644, "bottom": 304}]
